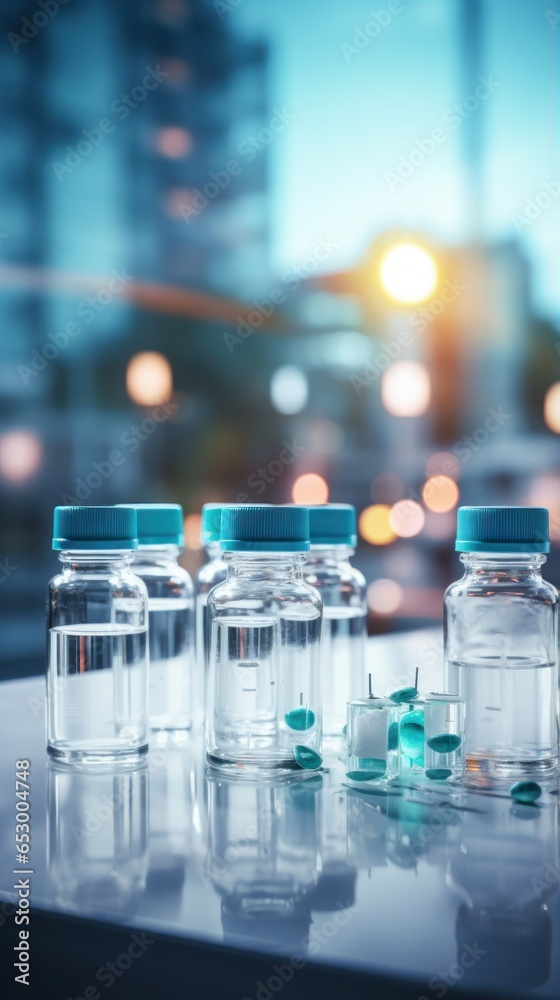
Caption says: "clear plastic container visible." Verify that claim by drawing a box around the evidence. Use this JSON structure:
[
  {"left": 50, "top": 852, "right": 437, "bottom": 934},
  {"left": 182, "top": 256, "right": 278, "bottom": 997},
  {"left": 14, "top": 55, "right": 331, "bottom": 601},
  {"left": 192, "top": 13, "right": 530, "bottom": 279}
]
[
  {"left": 207, "top": 504, "right": 322, "bottom": 775},
  {"left": 347, "top": 695, "right": 401, "bottom": 781},
  {"left": 398, "top": 694, "right": 465, "bottom": 782},
  {"left": 303, "top": 504, "right": 367, "bottom": 738},
  {"left": 194, "top": 504, "right": 227, "bottom": 724},
  {"left": 445, "top": 506, "right": 558, "bottom": 780},
  {"left": 47, "top": 506, "right": 149, "bottom": 765},
  {"left": 121, "top": 504, "right": 194, "bottom": 736}
]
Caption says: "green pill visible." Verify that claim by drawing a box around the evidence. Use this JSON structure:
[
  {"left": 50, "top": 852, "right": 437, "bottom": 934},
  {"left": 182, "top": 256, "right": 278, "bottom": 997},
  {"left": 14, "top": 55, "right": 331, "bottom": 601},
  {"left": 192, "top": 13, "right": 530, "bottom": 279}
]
[
  {"left": 293, "top": 745, "right": 322, "bottom": 770},
  {"left": 509, "top": 780, "right": 541, "bottom": 804},
  {"left": 425, "top": 768, "right": 452, "bottom": 781},
  {"left": 389, "top": 686, "right": 418, "bottom": 705},
  {"left": 285, "top": 707, "right": 315, "bottom": 731},
  {"left": 427, "top": 734, "right": 462, "bottom": 754},
  {"left": 346, "top": 770, "right": 385, "bottom": 781}
]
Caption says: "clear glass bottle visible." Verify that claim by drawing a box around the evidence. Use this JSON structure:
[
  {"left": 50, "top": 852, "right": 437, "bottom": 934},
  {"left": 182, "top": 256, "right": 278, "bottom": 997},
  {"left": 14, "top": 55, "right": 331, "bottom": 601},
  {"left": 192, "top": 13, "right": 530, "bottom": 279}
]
[
  {"left": 207, "top": 504, "right": 322, "bottom": 775},
  {"left": 121, "top": 503, "right": 194, "bottom": 737},
  {"left": 445, "top": 506, "right": 558, "bottom": 780},
  {"left": 194, "top": 504, "right": 227, "bottom": 724},
  {"left": 47, "top": 506, "right": 149, "bottom": 765},
  {"left": 303, "top": 504, "right": 367, "bottom": 738}
]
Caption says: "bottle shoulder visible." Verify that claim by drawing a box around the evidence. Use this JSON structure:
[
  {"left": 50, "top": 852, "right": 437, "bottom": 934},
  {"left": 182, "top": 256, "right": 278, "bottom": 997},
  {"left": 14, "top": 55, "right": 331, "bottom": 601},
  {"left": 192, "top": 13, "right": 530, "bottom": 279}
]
[
  {"left": 444, "top": 574, "right": 558, "bottom": 605},
  {"left": 47, "top": 566, "right": 149, "bottom": 600},
  {"left": 208, "top": 577, "right": 322, "bottom": 614},
  {"left": 195, "top": 559, "right": 227, "bottom": 588}
]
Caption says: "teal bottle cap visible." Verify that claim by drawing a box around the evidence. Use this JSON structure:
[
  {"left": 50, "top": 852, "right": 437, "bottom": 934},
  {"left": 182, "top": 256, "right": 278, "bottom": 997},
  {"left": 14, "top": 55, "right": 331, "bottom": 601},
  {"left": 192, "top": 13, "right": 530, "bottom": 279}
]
[
  {"left": 220, "top": 504, "right": 310, "bottom": 552},
  {"left": 200, "top": 503, "right": 224, "bottom": 545},
  {"left": 116, "top": 503, "right": 183, "bottom": 546},
  {"left": 455, "top": 506, "right": 549, "bottom": 553},
  {"left": 53, "top": 506, "right": 138, "bottom": 550},
  {"left": 308, "top": 504, "right": 357, "bottom": 546}
]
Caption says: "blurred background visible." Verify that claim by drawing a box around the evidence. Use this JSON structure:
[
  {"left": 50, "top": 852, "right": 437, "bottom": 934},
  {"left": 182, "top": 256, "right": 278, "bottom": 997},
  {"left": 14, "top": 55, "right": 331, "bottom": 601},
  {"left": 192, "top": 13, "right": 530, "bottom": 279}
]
[{"left": 1, "top": 0, "right": 559, "bottom": 677}]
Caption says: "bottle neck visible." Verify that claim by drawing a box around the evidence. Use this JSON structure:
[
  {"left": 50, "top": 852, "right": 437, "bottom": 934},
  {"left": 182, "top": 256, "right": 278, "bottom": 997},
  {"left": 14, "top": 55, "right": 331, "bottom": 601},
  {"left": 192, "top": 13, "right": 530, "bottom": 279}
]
[
  {"left": 132, "top": 545, "right": 182, "bottom": 567},
  {"left": 205, "top": 542, "right": 222, "bottom": 561},
  {"left": 222, "top": 551, "right": 306, "bottom": 581},
  {"left": 58, "top": 551, "right": 134, "bottom": 571},
  {"left": 307, "top": 544, "right": 355, "bottom": 566},
  {"left": 460, "top": 552, "right": 546, "bottom": 577}
]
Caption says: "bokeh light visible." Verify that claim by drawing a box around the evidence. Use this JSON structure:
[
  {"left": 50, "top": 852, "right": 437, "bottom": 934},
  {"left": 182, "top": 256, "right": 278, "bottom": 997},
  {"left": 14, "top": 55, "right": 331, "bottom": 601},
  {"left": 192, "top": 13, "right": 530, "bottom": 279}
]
[
  {"left": 526, "top": 473, "right": 560, "bottom": 542},
  {"left": 389, "top": 499, "right": 425, "bottom": 538},
  {"left": 370, "top": 471, "right": 403, "bottom": 504},
  {"left": 423, "top": 510, "right": 456, "bottom": 540},
  {"left": 184, "top": 513, "right": 202, "bottom": 550},
  {"left": 308, "top": 420, "right": 344, "bottom": 455},
  {"left": 270, "top": 365, "right": 309, "bottom": 415},
  {"left": 544, "top": 383, "right": 560, "bottom": 434},
  {"left": 381, "top": 361, "right": 431, "bottom": 417},
  {"left": 292, "top": 473, "right": 329, "bottom": 505},
  {"left": 155, "top": 127, "right": 192, "bottom": 158},
  {"left": 379, "top": 242, "right": 438, "bottom": 304},
  {"left": 425, "top": 451, "right": 461, "bottom": 480},
  {"left": 422, "top": 475, "right": 459, "bottom": 513},
  {"left": 367, "top": 578, "right": 403, "bottom": 615},
  {"left": 126, "top": 352, "right": 173, "bottom": 406},
  {"left": 359, "top": 504, "right": 396, "bottom": 545},
  {"left": 0, "top": 430, "right": 42, "bottom": 483}
]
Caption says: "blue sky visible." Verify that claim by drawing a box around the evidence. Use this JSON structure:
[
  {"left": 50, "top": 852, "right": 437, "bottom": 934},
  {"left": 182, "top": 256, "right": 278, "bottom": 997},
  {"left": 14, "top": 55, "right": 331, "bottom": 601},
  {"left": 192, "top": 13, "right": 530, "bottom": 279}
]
[{"left": 233, "top": 0, "right": 560, "bottom": 323}]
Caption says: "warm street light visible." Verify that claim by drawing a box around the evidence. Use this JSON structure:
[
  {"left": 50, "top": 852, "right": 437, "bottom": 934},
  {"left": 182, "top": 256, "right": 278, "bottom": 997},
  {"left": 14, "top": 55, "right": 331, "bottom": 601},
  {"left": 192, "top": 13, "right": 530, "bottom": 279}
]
[{"left": 379, "top": 241, "right": 438, "bottom": 304}]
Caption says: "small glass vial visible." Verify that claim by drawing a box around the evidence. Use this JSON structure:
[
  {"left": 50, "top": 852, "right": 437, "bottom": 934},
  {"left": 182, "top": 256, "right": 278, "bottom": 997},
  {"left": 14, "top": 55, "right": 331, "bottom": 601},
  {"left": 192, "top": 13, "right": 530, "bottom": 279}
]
[
  {"left": 207, "top": 504, "right": 322, "bottom": 775},
  {"left": 121, "top": 503, "right": 194, "bottom": 736},
  {"left": 303, "top": 505, "right": 367, "bottom": 739},
  {"left": 194, "top": 504, "right": 227, "bottom": 724},
  {"left": 47, "top": 506, "right": 149, "bottom": 764},
  {"left": 445, "top": 506, "right": 558, "bottom": 780},
  {"left": 346, "top": 695, "right": 401, "bottom": 780},
  {"left": 423, "top": 694, "right": 465, "bottom": 781}
]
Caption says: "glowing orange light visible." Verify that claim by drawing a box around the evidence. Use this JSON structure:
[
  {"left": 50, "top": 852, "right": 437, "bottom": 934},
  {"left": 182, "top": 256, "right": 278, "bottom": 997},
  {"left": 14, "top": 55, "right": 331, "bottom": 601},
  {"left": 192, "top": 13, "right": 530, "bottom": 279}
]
[
  {"left": 126, "top": 352, "right": 173, "bottom": 406},
  {"left": 155, "top": 127, "right": 192, "bottom": 158},
  {"left": 379, "top": 242, "right": 438, "bottom": 304},
  {"left": 359, "top": 504, "right": 396, "bottom": 545},
  {"left": 292, "top": 474, "right": 329, "bottom": 505},
  {"left": 422, "top": 475, "right": 459, "bottom": 513},
  {"left": 389, "top": 499, "right": 425, "bottom": 538},
  {"left": 544, "top": 383, "right": 560, "bottom": 434},
  {"left": 0, "top": 430, "right": 42, "bottom": 483},
  {"left": 425, "top": 451, "right": 460, "bottom": 480},
  {"left": 367, "top": 579, "right": 403, "bottom": 615},
  {"left": 184, "top": 514, "right": 202, "bottom": 551},
  {"left": 381, "top": 361, "right": 431, "bottom": 417}
]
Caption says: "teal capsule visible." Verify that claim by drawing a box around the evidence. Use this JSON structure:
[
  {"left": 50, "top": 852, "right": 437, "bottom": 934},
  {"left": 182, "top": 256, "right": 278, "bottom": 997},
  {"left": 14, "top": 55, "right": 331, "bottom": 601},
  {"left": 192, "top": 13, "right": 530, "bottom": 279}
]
[
  {"left": 342, "top": 724, "right": 347, "bottom": 737},
  {"left": 285, "top": 707, "right": 315, "bottom": 731},
  {"left": 357, "top": 757, "right": 386, "bottom": 771},
  {"left": 509, "top": 780, "right": 542, "bottom": 804},
  {"left": 400, "top": 710, "right": 425, "bottom": 763},
  {"left": 427, "top": 734, "right": 462, "bottom": 754},
  {"left": 389, "top": 686, "right": 418, "bottom": 705},
  {"left": 292, "top": 745, "right": 322, "bottom": 770},
  {"left": 425, "top": 768, "right": 452, "bottom": 781},
  {"left": 387, "top": 721, "right": 399, "bottom": 751},
  {"left": 346, "top": 769, "right": 385, "bottom": 781}
]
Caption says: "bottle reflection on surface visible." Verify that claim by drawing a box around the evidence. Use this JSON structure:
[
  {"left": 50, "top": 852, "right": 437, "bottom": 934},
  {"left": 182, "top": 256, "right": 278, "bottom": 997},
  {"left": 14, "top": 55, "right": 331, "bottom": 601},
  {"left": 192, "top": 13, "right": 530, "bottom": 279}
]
[
  {"left": 308, "top": 768, "right": 356, "bottom": 912},
  {"left": 205, "top": 772, "right": 322, "bottom": 948},
  {"left": 448, "top": 793, "right": 558, "bottom": 991},
  {"left": 144, "top": 745, "right": 193, "bottom": 917},
  {"left": 47, "top": 761, "right": 148, "bottom": 915},
  {"left": 385, "top": 792, "right": 464, "bottom": 871}
]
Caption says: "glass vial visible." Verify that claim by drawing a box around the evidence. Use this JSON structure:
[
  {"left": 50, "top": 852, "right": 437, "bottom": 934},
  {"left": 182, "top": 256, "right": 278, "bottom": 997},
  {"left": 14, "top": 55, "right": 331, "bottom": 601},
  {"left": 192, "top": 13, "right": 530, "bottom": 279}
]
[
  {"left": 303, "top": 505, "right": 367, "bottom": 739},
  {"left": 423, "top": 694, "right": 465, "bottom": 781},
  {"left": 47, "top": 506, "right": 149, "bottom": 765},
  {"left": 121, "top": 503, "right": 194, "bottom": 736},
  {"left": 346, "top": 696, "right": 401, "bottom": 780},
  {"left": 445, "top": 506, "right": 558, "bottom": 780},
  {"left": 207, "top": 504, "right": 322, "bottom": 775},
  {"left": 194, "top": 504, "right": 227, "bottom": 725}
]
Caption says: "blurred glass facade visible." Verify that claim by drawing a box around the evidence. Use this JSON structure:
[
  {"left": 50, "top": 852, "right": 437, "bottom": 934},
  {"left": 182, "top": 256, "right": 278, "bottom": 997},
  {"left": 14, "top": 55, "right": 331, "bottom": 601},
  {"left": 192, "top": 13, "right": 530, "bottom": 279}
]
[{"left": 1, "top": 0, "right": 559, "bottom": 676}]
